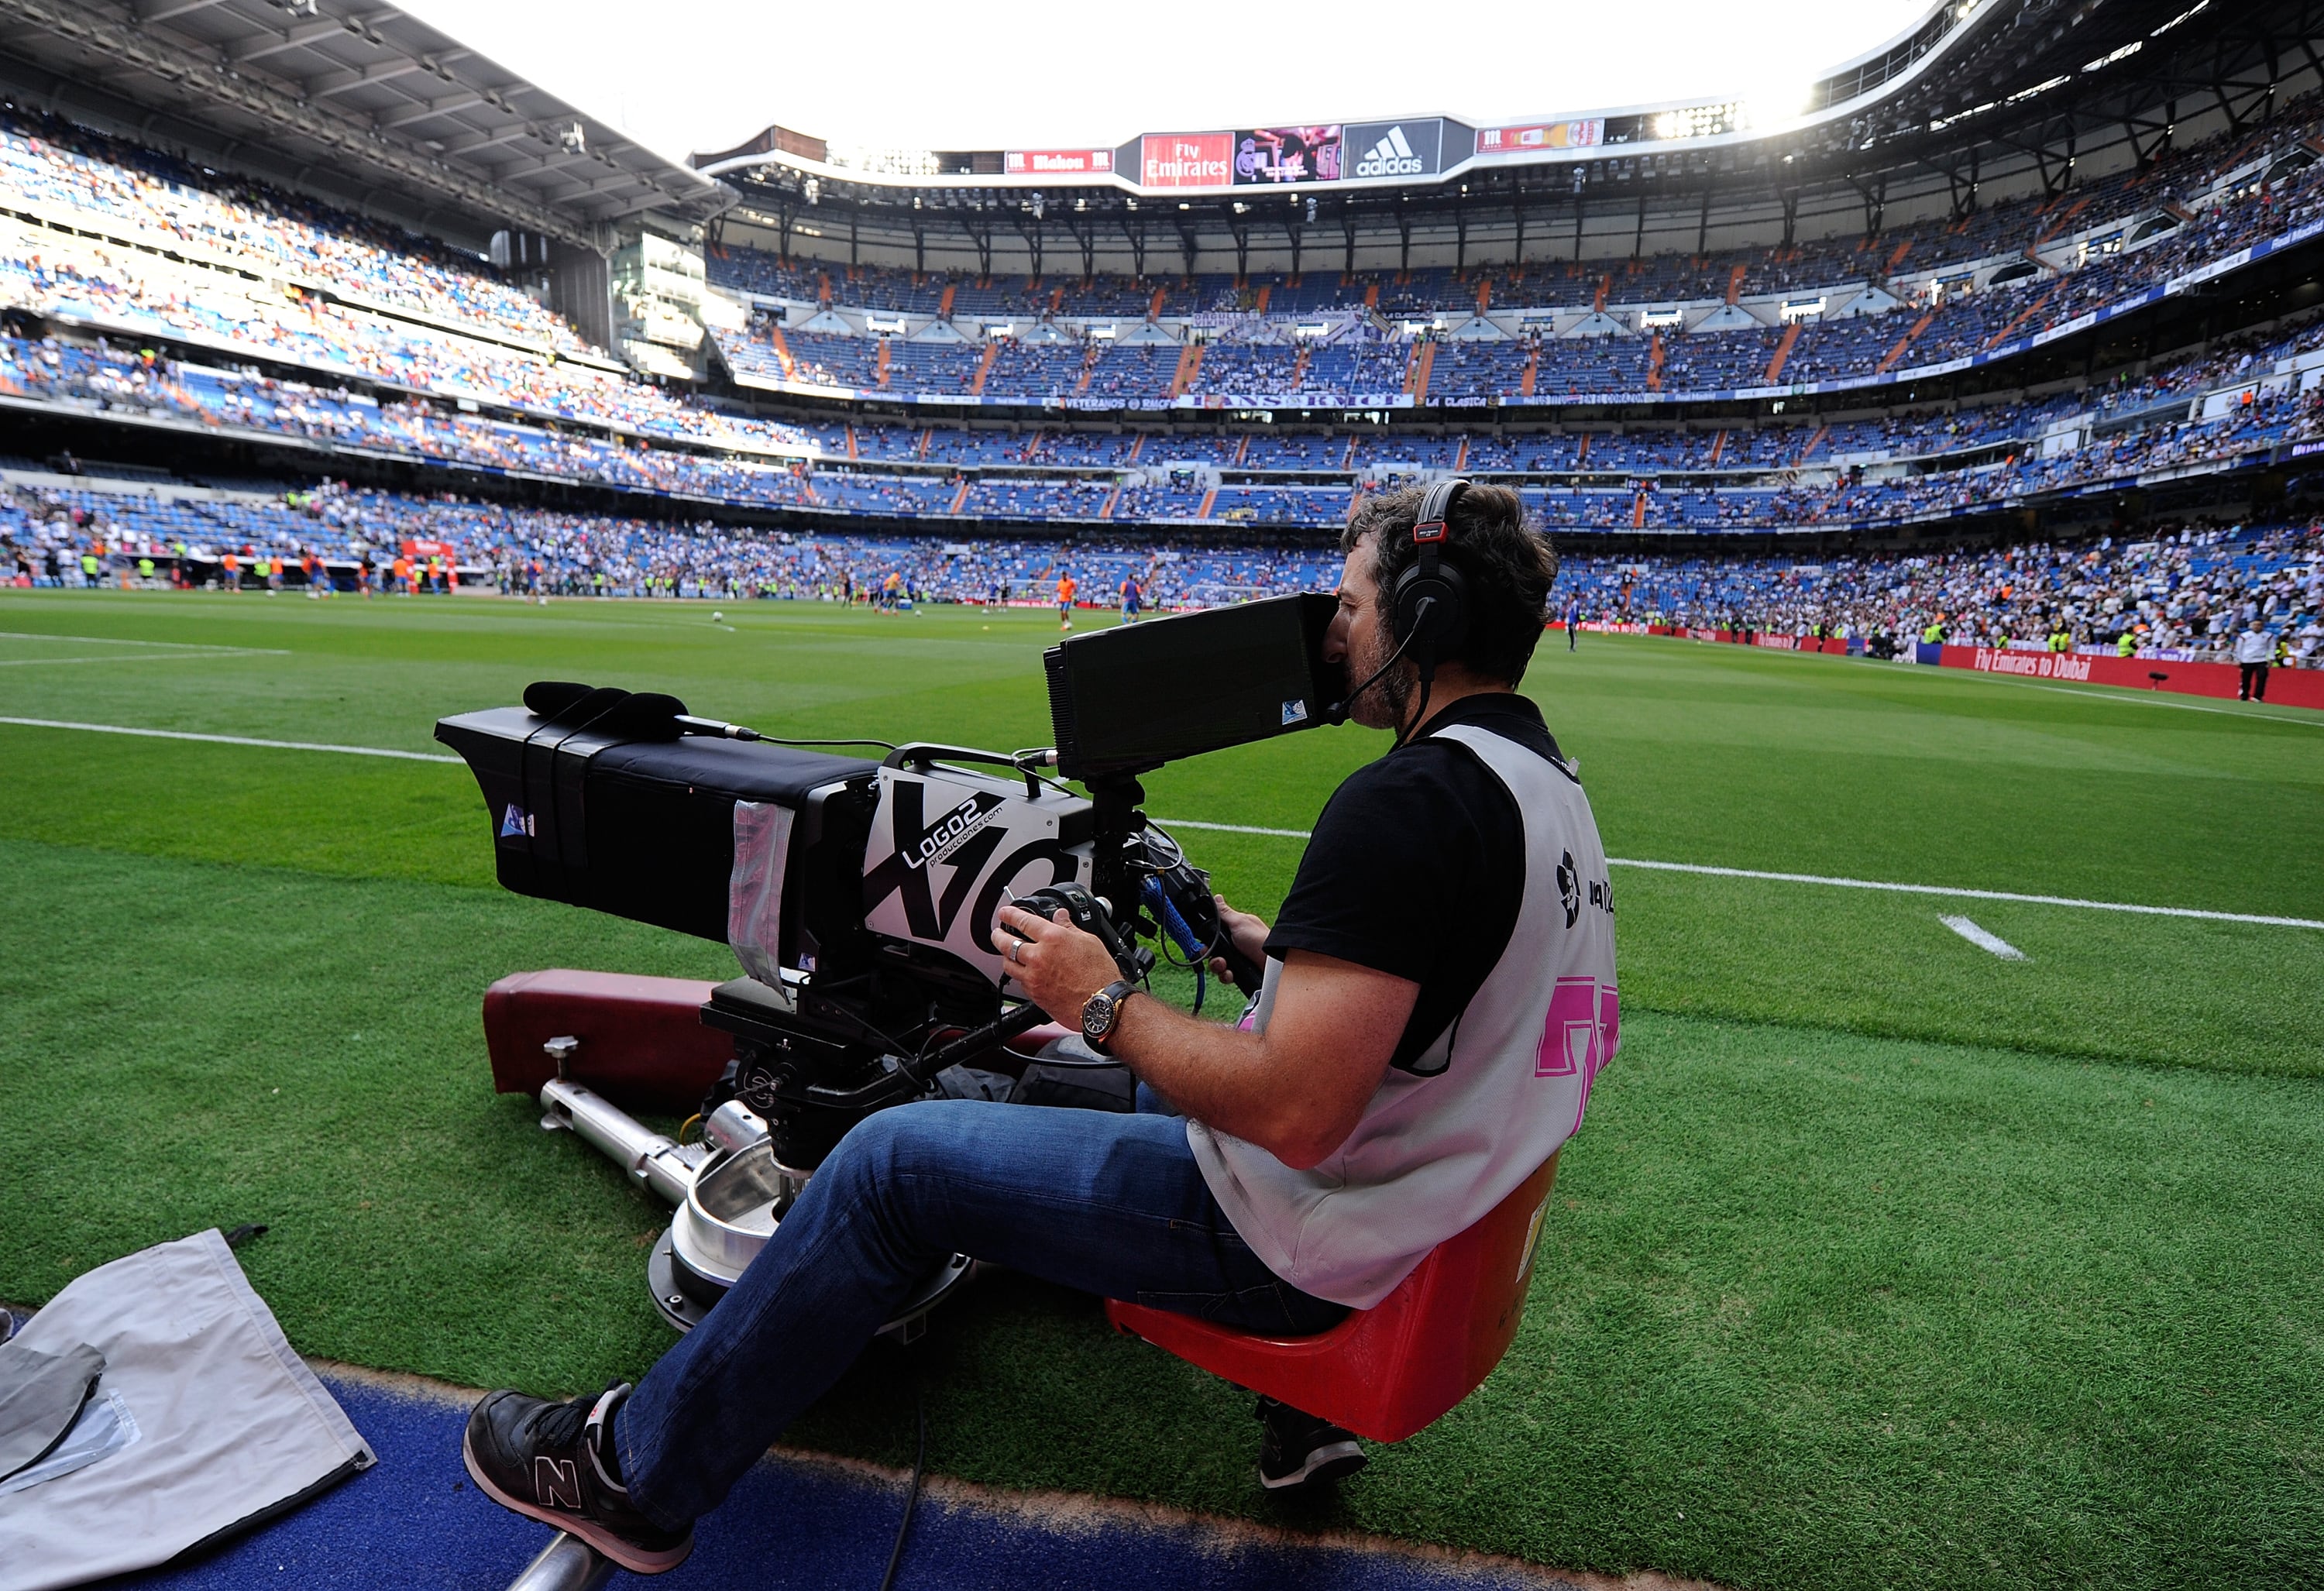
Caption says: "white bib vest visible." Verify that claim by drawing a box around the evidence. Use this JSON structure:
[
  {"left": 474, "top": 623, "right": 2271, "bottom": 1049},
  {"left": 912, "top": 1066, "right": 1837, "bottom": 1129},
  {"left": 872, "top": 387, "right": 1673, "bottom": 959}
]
[{"left": 1187, "top": 720, "right": 1620, "bottom": 1308}]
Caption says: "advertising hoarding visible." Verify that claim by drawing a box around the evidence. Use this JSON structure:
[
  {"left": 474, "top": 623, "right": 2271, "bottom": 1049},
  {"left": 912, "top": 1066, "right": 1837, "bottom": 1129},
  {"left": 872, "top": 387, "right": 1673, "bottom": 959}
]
[
  {"left": 1343, "top": 119, "right": 1443, "bottom": 180},
  {"left": 1141, "top": 132, "right": 1234, "bottom": 188},
  {"left": 1232, "top": 125, "right": 1342, "bottom": 184},
  {"left": 1005, "top": 149, "right": 1114, "bottom": 175},
  {"left": 1477, "top": 119, "right": 1604, "bottom": 154}
]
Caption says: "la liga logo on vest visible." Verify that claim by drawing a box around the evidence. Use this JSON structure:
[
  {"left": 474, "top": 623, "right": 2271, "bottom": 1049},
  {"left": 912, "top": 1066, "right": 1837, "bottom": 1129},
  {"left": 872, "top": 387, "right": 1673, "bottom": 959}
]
[{"left": 1555, "top": 850, "right": 1614, "bottom": 929}]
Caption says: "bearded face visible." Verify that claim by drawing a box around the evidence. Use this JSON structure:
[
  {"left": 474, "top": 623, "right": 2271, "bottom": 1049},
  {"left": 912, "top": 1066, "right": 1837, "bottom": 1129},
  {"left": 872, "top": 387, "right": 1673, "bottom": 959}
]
[{"left": 1329, "top": 534, "right": 1412, "bottom": 733}]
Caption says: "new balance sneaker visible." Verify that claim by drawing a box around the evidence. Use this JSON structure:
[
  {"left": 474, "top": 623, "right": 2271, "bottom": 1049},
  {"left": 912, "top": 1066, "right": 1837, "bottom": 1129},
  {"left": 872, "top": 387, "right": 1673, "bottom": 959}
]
[
  {"left": 462, "top": 1383, "right": 693, "bottom": 1574},
  {"left": 1255, "top": 1395, "right": 1367, "bottom": 1490}
]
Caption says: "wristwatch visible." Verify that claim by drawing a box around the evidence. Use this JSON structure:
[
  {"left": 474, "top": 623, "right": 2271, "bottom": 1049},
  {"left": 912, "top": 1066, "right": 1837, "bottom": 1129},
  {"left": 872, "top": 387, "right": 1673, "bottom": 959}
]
[{"left": 1080, "top": 979, "right": 1140, "bottom": 1053}]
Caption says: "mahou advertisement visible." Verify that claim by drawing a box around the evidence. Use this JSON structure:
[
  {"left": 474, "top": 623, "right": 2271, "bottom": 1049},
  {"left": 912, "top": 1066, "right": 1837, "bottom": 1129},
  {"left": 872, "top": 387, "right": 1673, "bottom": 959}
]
[
  {"left": 1478, "top": 119, "right": 1604, "bottom": 154},
  {"left": 1005, "top": 149, "right": 1113, "bottom": 175},
  {"left": 1140, "top": 132, "right": 1232, "bottom": 188}
]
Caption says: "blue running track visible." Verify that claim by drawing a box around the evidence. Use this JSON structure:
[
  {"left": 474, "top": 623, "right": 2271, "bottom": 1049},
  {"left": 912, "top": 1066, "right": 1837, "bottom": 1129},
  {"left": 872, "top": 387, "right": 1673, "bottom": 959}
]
[{"left": 89, "top": 1373, "right": 1574, "bottom": 1591}]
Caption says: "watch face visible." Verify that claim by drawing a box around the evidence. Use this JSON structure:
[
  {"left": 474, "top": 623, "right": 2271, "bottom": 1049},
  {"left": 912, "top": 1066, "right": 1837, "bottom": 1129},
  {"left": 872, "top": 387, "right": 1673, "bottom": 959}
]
[{"left": 1081, "top": 991, "right": 1116, "bottom": 1036}]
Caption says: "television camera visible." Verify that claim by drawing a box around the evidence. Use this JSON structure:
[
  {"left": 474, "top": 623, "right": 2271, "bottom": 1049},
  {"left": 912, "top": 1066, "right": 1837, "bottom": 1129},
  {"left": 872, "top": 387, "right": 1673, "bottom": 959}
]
[{"left": 437, "top": 593, "right": 1340, "bottom": 1337}]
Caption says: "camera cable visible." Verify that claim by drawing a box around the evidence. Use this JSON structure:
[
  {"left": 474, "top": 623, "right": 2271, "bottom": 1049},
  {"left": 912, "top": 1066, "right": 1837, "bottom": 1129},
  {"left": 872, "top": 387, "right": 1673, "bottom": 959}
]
[
  {"left": 875, "top": 1371, "right": 927, "bottom": 1591},
  {"left": 1397, "top": 677, "right": 1435, "bottom": 753},
  {"left": 753, "top": 734, "right": 901, "bottom": 752}
]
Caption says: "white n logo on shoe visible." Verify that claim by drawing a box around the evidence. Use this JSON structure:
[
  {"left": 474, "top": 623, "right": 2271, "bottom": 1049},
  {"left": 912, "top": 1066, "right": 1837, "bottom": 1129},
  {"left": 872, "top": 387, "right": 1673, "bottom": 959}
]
[{"left": 535, "top": 1455, "right": 582, "bottom": 1510}]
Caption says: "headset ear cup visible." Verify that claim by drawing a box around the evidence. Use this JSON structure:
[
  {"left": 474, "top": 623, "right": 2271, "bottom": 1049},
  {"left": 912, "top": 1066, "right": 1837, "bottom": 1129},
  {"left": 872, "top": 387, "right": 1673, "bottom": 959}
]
[
  {"left": 1390, "top": 565, "right": 1427, "bottom": 646},
  {"left": 1391, "top": 566, "right": 1468, "bottom": 659},
  {"left": 1391, "top": 474, "right": 1475, "bottom": 658},
  {"left": 1430, "top": 562, "right": 1470, "bottom": 657}
]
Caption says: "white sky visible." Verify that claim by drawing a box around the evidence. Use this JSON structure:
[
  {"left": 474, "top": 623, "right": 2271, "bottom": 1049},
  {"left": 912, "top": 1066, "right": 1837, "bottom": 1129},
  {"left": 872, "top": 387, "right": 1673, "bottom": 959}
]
[{"left": 397, "top": 0, "right": 1937, "bottom": 167}]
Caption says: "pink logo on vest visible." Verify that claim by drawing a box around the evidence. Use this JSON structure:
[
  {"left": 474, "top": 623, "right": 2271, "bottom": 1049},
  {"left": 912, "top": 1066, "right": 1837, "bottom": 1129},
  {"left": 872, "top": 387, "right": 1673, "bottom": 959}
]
[{"left": 1536, "top": 977, "right": 1618, "bottom": 1134}]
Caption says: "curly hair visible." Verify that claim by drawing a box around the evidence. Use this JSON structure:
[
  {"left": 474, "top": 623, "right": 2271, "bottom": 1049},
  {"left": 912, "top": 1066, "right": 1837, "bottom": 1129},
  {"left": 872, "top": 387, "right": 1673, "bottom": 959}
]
[{"left": 1340, "top": 483, "right": 1559, "bottom": 684}]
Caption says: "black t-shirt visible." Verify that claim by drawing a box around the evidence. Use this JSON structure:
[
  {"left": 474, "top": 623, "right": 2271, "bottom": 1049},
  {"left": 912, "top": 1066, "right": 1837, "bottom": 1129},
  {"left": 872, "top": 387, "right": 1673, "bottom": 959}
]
[{"left": 1264, "top": 692, "right": 1567, "bottom": 1072}]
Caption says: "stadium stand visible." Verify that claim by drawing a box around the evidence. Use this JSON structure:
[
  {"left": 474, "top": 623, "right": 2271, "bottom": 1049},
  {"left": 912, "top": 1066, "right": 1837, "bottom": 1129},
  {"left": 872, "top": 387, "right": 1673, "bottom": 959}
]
[
  {"left": 0, "top": 39, "right": 2320, "bottom": 655},
  {"left": 676, "top": 88, "right": 2324, "bottom": 412}
]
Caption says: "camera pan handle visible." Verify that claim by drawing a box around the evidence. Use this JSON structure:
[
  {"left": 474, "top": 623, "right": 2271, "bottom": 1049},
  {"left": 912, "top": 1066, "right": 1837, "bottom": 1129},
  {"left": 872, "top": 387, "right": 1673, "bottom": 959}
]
[{"left": 799, "top": 1000, "right": 1057, "bottom": 1112}]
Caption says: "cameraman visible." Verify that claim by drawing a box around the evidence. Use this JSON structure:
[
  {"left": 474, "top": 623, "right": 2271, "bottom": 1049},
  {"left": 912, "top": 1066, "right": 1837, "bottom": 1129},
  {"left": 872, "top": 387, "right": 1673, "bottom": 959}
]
[{"left": 462, "top": 483, "right": 1619, "bottom": 1575}]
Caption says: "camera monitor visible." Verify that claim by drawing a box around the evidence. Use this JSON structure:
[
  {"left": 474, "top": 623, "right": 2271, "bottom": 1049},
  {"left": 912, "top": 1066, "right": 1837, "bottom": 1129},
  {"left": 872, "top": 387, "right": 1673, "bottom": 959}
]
[{"left": 1043, "top": 593, "right": 1340, "bottom": 780}]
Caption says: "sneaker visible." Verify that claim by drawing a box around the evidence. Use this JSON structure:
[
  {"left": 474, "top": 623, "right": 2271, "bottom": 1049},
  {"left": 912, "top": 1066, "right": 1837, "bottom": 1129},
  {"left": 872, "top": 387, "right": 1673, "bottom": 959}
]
[
  {"left": 1254, "top": 1395, "right": 1367, "bottom": 1490},
  {"left": 462, "top": 1383, "right": 693, "bottom": 1574}
]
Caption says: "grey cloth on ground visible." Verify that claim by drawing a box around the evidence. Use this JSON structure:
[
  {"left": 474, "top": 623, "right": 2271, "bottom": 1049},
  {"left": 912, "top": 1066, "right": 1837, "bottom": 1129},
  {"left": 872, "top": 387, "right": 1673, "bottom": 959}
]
[
  {"left": 0, "top": 1342, "right": 105, "bottom": 1482},
  {"left": 0, "top": 1229, "right": 376, "bottom": 1591},
  {"left": 0, "top": 1390, "right": 138, "bottom": 1498}
]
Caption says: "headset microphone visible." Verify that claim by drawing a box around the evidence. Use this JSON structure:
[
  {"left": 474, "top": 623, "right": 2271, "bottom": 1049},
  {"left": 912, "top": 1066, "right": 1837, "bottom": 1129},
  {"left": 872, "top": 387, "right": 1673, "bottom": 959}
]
[{"left": 1326, "top": 609, "right": 1425, "bottom": 724}]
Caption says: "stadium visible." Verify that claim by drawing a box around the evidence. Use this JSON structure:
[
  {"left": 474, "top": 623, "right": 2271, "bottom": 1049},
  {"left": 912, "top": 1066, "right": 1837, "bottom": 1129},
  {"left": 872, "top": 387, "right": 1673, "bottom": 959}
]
[{"left": 0, "top": 0, "right": 2319, "bottom": 1585}]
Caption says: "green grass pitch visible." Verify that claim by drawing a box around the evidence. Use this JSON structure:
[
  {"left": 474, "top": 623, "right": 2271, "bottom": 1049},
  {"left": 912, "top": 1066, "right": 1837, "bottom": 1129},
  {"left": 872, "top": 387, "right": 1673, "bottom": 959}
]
[{"left": 3, "top": 589, "right": 2322, "bottom": 1591}]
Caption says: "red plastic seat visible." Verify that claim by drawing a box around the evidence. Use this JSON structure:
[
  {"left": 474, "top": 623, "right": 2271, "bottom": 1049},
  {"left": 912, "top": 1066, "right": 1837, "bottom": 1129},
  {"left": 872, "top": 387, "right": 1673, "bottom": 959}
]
[{"left": 1103, "top": 1153, "right": 1559, "bottom": 1442}]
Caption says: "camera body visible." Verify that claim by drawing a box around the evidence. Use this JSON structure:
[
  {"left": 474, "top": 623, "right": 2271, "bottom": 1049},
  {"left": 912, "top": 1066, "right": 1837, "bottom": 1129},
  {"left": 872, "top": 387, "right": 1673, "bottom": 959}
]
[
  {"left": 436, "top": 594, "right": 1330, "bottom": 1174},
  {"left": 444, "top": 710, "right": 1066, "bottom": 1148},
  {"left": 439, "top": 597, "right": 1336, "bottom": 1332}
]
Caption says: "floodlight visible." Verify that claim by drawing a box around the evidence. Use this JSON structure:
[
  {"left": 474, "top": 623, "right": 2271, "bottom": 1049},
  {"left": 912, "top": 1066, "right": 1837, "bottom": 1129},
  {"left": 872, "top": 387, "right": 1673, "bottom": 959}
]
[{"left": 1743, "top": 84, "right": 1817, "bottom": 129}]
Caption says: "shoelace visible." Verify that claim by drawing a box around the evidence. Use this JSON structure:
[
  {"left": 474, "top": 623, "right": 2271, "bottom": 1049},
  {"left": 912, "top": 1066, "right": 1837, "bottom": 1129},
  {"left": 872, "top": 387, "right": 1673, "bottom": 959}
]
[{"left": 531, "top": 1394, "right": 593, "bottom": 1452}]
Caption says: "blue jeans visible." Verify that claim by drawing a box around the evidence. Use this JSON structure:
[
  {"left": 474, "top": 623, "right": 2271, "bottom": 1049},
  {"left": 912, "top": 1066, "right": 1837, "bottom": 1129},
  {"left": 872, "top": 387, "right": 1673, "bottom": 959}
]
[{"left": 617, "top": 1095, "right": 1345, "bottom": 1528}]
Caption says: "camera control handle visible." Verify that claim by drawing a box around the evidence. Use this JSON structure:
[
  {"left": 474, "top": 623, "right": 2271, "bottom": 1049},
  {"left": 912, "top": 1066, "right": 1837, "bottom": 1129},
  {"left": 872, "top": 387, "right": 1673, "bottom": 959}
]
[
  {"left": 1010, "top": 883, "right": 1150, "bottom": 981},
  {"left": 1145, "top": 873, "right": 1262, "bottom": 991}
]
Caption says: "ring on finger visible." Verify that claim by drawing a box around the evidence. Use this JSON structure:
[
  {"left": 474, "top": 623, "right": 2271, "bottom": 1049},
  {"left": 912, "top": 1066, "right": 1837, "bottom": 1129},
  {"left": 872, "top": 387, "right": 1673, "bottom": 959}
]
[{"left": 1007, "top": 936, "right": 1024, "bottom": 964}]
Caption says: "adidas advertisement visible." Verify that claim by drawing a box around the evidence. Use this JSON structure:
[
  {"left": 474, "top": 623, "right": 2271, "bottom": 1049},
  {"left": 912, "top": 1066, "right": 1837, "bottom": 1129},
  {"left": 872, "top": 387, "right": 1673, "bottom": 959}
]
[{"left": 1345, "top": 119, "right": 1442, "bottom": 180}]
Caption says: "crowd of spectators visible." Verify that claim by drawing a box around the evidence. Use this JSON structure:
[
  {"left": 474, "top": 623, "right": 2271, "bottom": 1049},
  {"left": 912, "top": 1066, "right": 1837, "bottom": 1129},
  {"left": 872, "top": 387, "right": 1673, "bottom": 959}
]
[
  {"left": 1580, "top": 521, "right": 2324, "bottom": 665},
  {"left": 0, "top": 108, "right": 596, "bottom": 357},
  {"left": 9, "top": 473, "right": 2317, "bottom": 669},
  {"left": 12, "top": 305, "right": 2324, "bottom": 533}
]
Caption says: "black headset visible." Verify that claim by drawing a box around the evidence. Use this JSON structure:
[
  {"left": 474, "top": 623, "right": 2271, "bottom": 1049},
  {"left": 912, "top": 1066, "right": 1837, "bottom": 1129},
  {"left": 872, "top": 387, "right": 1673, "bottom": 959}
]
[{"left": 1389, "top": 476, "right": 1473, "bottom": 681}]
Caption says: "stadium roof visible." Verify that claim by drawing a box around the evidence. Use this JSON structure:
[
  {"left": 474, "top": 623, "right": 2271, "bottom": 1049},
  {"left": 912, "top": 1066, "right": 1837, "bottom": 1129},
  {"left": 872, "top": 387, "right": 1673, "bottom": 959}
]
[
  {"left": 687, "top": 0, "right": 2323, "bottom": 277},
  {"left": 702, "top": 0, "right": 2315, "bottom": 217},
  {"left": 0, "top": 0, "right": 728, "bottom": 253}
]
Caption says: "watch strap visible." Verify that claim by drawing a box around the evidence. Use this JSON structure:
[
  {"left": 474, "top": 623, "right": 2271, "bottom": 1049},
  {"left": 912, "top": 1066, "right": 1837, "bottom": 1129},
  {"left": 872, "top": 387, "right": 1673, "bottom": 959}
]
[{"left": 1084, "top": 978, "right": 1140, "bottom": 1052}]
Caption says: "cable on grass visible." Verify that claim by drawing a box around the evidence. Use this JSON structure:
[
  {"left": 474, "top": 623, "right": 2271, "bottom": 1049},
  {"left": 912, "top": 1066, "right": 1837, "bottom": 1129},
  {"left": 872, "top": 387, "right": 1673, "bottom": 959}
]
[{"left": 875, "top": 1373, "right": 927, "bottom": 1591}]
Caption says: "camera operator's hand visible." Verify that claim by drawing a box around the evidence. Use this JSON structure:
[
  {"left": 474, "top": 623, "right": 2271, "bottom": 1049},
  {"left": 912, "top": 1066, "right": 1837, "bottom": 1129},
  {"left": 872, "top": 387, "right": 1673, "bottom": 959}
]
[
  {"left": 1211, "top": 894, "right": 1269, "bottom": 987},
  {"left": 992, "top": 903, "right": 1120, "bottom": 1028}
]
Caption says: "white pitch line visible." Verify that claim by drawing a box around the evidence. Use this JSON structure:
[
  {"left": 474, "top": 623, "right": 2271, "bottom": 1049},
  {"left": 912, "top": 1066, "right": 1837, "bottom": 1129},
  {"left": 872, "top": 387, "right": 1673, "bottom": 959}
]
[
  {"left": 0, "top": 654, "right": 276, "bottom": 667},
  {"left": 1158, "top": 819, "right": 2324, "bottom": 931},
  {"left": 0, "top": 716, "right": 461, "bottom": 763},
  {"left": 2007, "top": 678, "right": 2324, "bottom": 728},
  {"left": 1941, "top": 915, "right": 2028, "bottom": 960},
  {"left": 1603, "top": 857, "right": 2324, "bottom": 930},
  {"left": 0, "top": 631, "right": 288, "bottom": 655},
  {"left": 0, "top": 718, "right": 2310, "bottom": 931}
]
